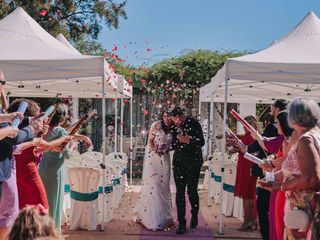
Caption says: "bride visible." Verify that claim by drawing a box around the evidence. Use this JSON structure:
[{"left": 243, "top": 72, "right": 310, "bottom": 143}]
[{"left": 134, "top": 110, "right": 174, "bottom": 230}]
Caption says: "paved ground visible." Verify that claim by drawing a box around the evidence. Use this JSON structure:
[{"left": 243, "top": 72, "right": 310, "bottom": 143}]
[{"left": 62, "top": 188, "right": 261, "bottom": 240}]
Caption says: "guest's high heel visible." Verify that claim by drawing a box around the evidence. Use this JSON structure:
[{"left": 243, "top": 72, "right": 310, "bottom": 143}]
[{"left": 252, "top": 221, "right": 258, "bottom": 230}]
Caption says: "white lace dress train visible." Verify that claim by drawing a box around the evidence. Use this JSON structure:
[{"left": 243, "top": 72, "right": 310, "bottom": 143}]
[{"left": 134, "top": 121, "right": 174, "bottom": 230}]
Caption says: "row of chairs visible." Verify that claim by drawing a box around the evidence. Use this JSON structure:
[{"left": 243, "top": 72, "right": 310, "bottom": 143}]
[
  {"left": 62, "top": 151, "right": 128, "bottom": 230},
  {"left": 206, "top": 151, "right": 244, "bottom": 221}
]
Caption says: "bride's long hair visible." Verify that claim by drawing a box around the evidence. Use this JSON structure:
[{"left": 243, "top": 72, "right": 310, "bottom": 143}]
[{"left": 160, "top": 110, "right": 171, "bottom": 134}]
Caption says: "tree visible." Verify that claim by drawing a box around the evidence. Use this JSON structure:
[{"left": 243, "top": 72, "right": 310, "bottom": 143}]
[
  {"left": 150, "top": 49, "right": 245, "bottom": 85},
  {"left": 0, "top": 0, "right": 127, "bottom": 53},
  {"left": 116, "top": 50, "right": 248, "bottom": 105}
]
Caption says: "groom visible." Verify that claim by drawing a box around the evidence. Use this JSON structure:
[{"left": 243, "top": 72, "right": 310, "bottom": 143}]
[{"left": 170, "top": 107, "right": 205, "bottom": 234}]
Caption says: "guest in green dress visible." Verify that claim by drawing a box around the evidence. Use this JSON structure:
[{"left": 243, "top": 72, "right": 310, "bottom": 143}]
[{"left": 39, "top": 106, "right": 76, "bottom": 231}]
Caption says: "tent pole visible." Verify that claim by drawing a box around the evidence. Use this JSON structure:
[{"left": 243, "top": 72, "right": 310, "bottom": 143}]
[
  {"left": 198, "top": 98, "right": 201, "bottom": 120},
  {"left": 114, "top": 86, "right": 118, "bottom": 153},
  {"left": 207, "top": 93, "right": 214, "bottom": 207},
  {"left": 72, "top": 98, "right": 79, "bottom": 123},
  {"left": 101, "top": 58, "right": 106, "bottom": 231},
  {"left": 120, "top": 85, "right": 124, "bottom": 153},
  {"left": 218, "top": 74, "right": 229, "bottom": 235},
  {"left": 209, "top": 94, "right": 214, "bottom": 156},
  {"left": 130, "top": 95, "right": 133, "bottom": 186}
]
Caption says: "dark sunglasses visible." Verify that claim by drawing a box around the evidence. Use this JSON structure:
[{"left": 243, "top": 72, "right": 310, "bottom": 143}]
[{"left": 0, "top": 80, "right": 5, "bottom": 85}]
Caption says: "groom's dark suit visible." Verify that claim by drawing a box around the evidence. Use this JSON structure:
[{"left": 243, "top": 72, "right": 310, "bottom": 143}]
[{"left": 172, "top": 116, "right": 205, "bottom": 226}]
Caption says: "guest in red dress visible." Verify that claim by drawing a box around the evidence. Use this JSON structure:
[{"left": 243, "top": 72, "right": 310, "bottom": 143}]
[
  {"left": 8, "top": 99, "right": 73, "bottom": 210},
  {"left": 15, "top": 147, "right": 48, "bottom": 209},
  {"left": 233, "top": 115, "right": 258, "bottom": 231}
]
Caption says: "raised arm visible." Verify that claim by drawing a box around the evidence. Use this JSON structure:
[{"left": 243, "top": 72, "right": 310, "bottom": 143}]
[
  {"left": 0, "top": 126, "right": 19, "bottom": 141},
  {"left": 0, "top": 112, "right": 23, "bottom": 124}
]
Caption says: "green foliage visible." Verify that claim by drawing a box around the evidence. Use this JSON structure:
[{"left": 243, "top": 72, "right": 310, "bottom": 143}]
[
  {"left": 0, "top": 0, "right": 127, "bottom": 52},
  {"left": 105, "top": 49, "right": 248, "bottom": 108},
  {"left": 109, "top": 49, "right": 247, "bottom": 99},
  {"left": 149, "top": 49, "right": 245, "bottom": 85},
  {"left": 109, "top": 49, "right": 248, "bottom": 89}
]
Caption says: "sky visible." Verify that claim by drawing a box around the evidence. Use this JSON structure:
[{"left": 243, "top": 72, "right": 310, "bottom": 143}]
[{"left": 99, "top": 0, "right": 320, "bottom": 67}]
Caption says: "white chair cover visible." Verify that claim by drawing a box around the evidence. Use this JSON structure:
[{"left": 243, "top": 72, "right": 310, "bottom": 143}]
[
  {"left": 202, "top": 169, "right": 209, "bottom": 190},
  {"left": 105, "top": 154, "right": 125, "bottom": 207},
  {"left": 207, "top": 152, "right": 244, "bottom": 220},
  {"left": 112, "top": 152, "right": 129, "bottom": 193},
  {"left": 97, "top": 164, "right": 115, "bottom": 223},
  {"left": 63, "top": 152, "right": 117, "bottom": 225},
  {"left": 221, "top": 161, "right": 236, "bottom": 216},
  {"left": 208, "top": 152, "right": 223, "bottom": 204},
  {"left": 68, "top": 167, "right": 100, "bottom": 231},
  {"left": 80, "top": 152, "right": 122, "bottom": 209},
  {"left": 62, "top": 154, "right": 87, "bottom": 225},
  {"left": 233, "top": 196, "right": 244, "bottom": 221}
]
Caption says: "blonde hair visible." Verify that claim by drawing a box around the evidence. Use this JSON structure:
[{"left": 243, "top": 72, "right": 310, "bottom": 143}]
[{"left": 8, "top": 207, "right": 58, "bottom": 240}]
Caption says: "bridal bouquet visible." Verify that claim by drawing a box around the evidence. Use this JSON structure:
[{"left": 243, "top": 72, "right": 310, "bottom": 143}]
[{"left": 154, "top": 143, "right": 169, "bottom": 156}]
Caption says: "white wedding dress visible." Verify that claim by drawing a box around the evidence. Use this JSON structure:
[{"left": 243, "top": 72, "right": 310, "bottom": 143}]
[{"left": 134, "top": 121, "right": 174, "bottom": 230}]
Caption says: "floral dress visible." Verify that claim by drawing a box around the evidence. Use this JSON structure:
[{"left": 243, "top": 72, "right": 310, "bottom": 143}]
[{"left": 281, "top": 130, "right": 320, "bottom": 240}]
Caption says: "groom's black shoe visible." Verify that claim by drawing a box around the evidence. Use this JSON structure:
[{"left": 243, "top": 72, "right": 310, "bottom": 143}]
[
  {"left": 190, "top": 215, "right": 198, "bottom": 229},
  {"left": 176, "top": 224, "right": 187, "bottom": 234}
]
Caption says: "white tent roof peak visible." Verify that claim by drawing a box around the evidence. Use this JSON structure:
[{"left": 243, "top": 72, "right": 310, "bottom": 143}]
[
  {"left": 0, "top": 7, "right": 126, "bottom": 98},
  {"left": 0, "top": 7, "right": 83, "bottom": 60},
  {"left": 282, "top": 11, "right": 320, "bottom": 39},
  {"left": 229, "top": 11, "right": 320, "bottom": 65},
  {"left": 56, "top": 33, "right": 132, "bottom": 98},
  {"left": 56, "top": 33, "right": 80, "bottom": 54}
]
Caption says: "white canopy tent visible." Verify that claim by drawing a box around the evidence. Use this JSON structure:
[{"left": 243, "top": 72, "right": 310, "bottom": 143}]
[
  {"left": 0, "top": 7, "right": 130, "bottom": 229},
  {"left": 201, "top": 11, "right": 320, "bottom": 234},
  {"left": 0, "top": 7, "right": 132, "bottom": 99},
  {"left": 206, "top": 11, "right": 320, "bottom": 104},
  {"left": 56, "top": 33, "right": 134, "bottom": 184},
  {"left": 56, "top": 33, "right": 132, "bottom": 99},
  {"left": 200, "top": 11, "right": 320, "bottom": 156}
]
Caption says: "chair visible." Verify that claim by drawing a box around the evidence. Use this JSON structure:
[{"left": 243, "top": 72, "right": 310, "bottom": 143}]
[
  {"left": 97, "top": 164, "right": 115, "bottom": 223},
  {"left": 233, "top": 196, "right": 244, "bottom": 221},
  {"left": 208, "top": 152, "right": 223, "bottom": 204},
  {"left": 63, "top": 155, "right": 87, "bottom": 225},
  {"left": 82, "top": 151, "right": 128, "bottom": 208},
  {"left": 68, "top": 167, "right": 100, "bottom": 230},
  {"left": 222, "top": 161, "right": 236, "bottom": 216},
  {"left": 105, "top": 153, "right": 128, "bottom": 206},
  {"left": 80, "top": 153, "right": 120, "bottom": 210},
  {"left": 108, "top": 153, "right": 128, "bottom": 195}
]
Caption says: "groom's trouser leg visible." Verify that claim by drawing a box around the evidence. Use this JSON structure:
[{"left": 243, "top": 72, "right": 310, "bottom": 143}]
[
  {"left": 186, "top": 165, "right": 201, "bottom": 217},
  {"left": 173, "top": 164, "right": 187, "bottom": 226}
]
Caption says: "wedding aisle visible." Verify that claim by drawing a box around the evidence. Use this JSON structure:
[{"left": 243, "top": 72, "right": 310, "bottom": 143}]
[
  {"left": 62, "top": 188, "right": 261, "bottom": 240},
  {"left": 139, "top": 205, "right": 213, "bottom": 239}
]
